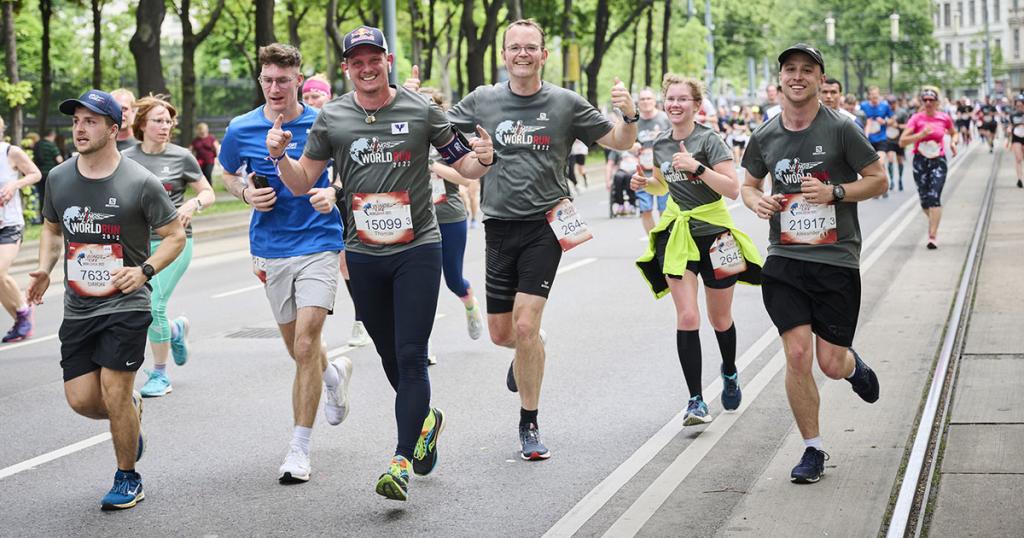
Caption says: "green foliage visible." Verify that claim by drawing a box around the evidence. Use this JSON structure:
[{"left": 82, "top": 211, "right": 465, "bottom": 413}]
[{"left": 0, "top": 79, "right": 33, "bottom": 108}]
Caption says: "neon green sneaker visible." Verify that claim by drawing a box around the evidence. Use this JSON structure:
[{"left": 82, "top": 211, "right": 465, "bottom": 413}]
[
  {"left": 413, "top": 408, "right": 445, "bottom": 476},
  {"left": 375, "top": 455, "right": 411, "bottom": 501}
]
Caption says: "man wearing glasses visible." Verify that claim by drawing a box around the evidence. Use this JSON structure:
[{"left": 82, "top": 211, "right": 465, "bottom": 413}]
[{"left": 218, "top": 43, "right": 351, "bottom": 484}]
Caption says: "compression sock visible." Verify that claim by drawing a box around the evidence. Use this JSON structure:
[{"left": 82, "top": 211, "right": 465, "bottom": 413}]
[
  {"left": 676, "top": 330, "right": 703, "bottom": 399},
  {"left": 715, "top": 324, "right": 738, "bottom": 376}
]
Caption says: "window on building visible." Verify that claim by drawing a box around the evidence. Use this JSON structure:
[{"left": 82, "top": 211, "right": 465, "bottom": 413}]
[
  {"left": 969, "top": 0, "right": 976, "bottom": 25},
  {"left": 1015, "top": 29, "right": 1020, "bottom": 58},
  {"left": 996, "top": 38, "right": 1002, "bottom": 56},
  {"left": 959, "top": 1, "right": 964, "bottom": 24},
  {"left": 945, "top": 3, "right": 952, "bottom": 26},
  {"left": 959, "top": 42, "right": 966, "bottom": 67},
  {"left": 946, "top": 43, "right": 953, "bottom": 64},
  {"left": 996, "top": 0, "right": 1001, "bottom": 21}
]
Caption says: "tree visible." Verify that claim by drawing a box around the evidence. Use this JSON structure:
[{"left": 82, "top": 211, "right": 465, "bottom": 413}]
[
  {"left": 90, "top": 0, "right": 103, "bottom": 88},
  {"left": 1, "top": 0, "right": 26, "bottom": 143},
  {"left": 660, "top": 0, "right": 670, "bottom": 81},
  {"left": 130, "top": 0, "right": 169, "bottom": 96},
  {"left": 285, "top": 0, "right": 310, "bottom": 49},
  {"left": 177, "top": 0, "right": 225, "bottom": 146},
  {"left": 583, "top": 0, "right": 653, "bottom": 106},
  {"left": 459, "top": 0, "right": 504, "bottom": 89},
  {"left": 37, "top": 0, "right": 52, "bottom": 132},
  {"left": 253, "top": 0, "right": 275, "bottom": 104}
]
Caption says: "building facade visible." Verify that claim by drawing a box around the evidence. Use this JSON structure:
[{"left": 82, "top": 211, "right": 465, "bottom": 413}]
[{"left": 933, "top": 0, "right": 1024, "bottom": 95}]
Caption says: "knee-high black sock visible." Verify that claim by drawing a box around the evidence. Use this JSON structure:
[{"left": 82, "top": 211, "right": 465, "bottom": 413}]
[
  {"left": 344, "top": 278, "right": 361, "bottom": 321},
  {"left": 676, "top": 330, "right": 703, "bottom": 398},
  {"left": 716, "top": 323, "right": 737, "bottom": 376}
]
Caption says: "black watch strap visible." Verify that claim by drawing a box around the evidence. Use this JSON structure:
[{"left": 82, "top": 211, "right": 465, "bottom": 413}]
[
  {"left": 623, "top": 111, "right": 640, "bottom": 124},
  {"left": 693, "top": 164, "right": 707, "bottom": 177},
  {"left": 330, "top": 184, "right": 344, "bottom": 202},
  {"left": 141, "top": 263, "right": 155, "bottom": 281}
]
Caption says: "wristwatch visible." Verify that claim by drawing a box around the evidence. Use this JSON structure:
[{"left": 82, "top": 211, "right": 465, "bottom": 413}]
[
  {"left": 330, "top": 184, "right": 344, "bottom": 203},
  {"left": 623, "top": 111, "right": 640, "bottom": 124},
  {"left": 832, "top": 184, "right": 846, "bottom": 202},
  {"left": 692, "top": 164, "right": 707, "bottom": 178},
  {"left": 141, "top": 263, "right": 155, "bottom": 281}
]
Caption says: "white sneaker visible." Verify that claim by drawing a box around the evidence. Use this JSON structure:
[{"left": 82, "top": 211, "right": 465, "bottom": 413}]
[
  {"left": 427, "top": 338, "right": 437, "bottom": 365},
  {"left": 347, "top": 321, "right": 372, "bottom": 347},
  {"left": 323, "top": 357, "right": 353, "bottom": 426},
  {"left": 466, "top": 298, "right": 484, "bottom": 340},
  {"left": 278, "top": 445, "right": 310, "bottom": 483}
]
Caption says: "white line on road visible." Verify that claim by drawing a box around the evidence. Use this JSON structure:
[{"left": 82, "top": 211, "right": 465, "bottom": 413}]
[
  {"left": 212, "top": 284, "right": 263, "bottom": 299},
  {"left": 0, "top": 433, "right": 111, "bottom": 480},
  {"left": 0, "top": 333, "right": 59, "bottom": 354},
  {"left": 556, "top": 258, "right": 597, "bottom": 275}
]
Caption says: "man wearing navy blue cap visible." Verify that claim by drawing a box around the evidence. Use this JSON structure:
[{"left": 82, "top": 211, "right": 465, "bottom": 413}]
[{"left": 27, "top": 89, "right": 184, "bottom": 510}]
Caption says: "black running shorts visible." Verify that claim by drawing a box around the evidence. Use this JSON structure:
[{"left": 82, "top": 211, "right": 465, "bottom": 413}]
[
  {"left": 761, "top": 256, "right": 860, "bottom": 347},
  {"left": 59, "top": 311, "right": 153, "bottom": 382},
  {"left": 484, "top": 219, "right": 563, "bottom": 314},
  {"left": 653, "top": 222, "right": 738, "bottom": 290}
]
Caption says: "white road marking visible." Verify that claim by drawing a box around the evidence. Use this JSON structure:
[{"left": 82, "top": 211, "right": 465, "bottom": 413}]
[
  {"left": 0, "top": 334, "right": 59, "bottom": 353},
  {"left": 212, "top": 284, "right": 263, "bottom": 299},
  {"left": 556, "top": 257, "right": 597, "bottom": 275},
  {"left": 0, "top": 433, "right": 111, "bottom": 480}
]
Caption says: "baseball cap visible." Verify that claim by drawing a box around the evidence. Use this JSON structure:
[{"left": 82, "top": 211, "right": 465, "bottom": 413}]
[
  {"left": 778, "top": 43, "right": 825, "bottom": 73},
  {"left": 59, "top": 89, "right": 123, "bottom": 126},
  {"left": 342, "top": 26, "right": 389, "bottom": 58}
]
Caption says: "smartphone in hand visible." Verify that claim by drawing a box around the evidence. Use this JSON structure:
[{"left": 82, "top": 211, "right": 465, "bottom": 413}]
[{"left": 251, "top": 174, "right": 270, "bottom": 189}]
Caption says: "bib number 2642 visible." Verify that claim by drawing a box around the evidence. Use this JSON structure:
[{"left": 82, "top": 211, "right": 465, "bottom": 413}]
[{"left": 546, "top": 199, "right": 593, "bottom": 252}]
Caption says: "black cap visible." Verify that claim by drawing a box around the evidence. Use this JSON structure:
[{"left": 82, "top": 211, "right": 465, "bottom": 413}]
[
  {"left": 58, "top": 89, "right": 123, "bottom": 126},
  {"left": 778, "top": 43, "right": 825, "bottom": 73},
  {"left": 342, "top": 26, "right": 389, "bottom": 58}
]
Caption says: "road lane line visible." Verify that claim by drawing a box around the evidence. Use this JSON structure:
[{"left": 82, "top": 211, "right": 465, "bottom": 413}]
[
  {"left": 0, "top": 433, "right": 111, "bottom": 480},
  {"left": 557, "top": 257, "right": 597, "bottom": 275},
  {"left": 212, "top": 284, "right": 264, "bottom": 299},
  {"left": 0, "top": 333, "right": 59, "bottom": 353}
]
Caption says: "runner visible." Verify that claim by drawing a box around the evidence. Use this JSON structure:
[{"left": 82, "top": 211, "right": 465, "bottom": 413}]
[
  {"left": 1005, "top": 95, "right": 1024, "bottom": 188},
  {"left": 301, "top": 75, "right": 332, "bottom": 109},
  {"left": 955, "top": 98, "right": 973, "bottom": 147},
  {"left": 445, "top": 18, "right": 638, "bottom": 460},
  {"left": 740, "top": 44, "right": 885, "bottom": 484},
  {"left": 122, "top": 95, "right": 216, "bottom": 397},
  {"left": 635, "top": 88, "right": 672, "bottom": 233},
  {"left": 979, "top": 97, "right": 998, "bottom": 153},
  {"left": 274, "top": 26, "right": 493, "bottom": 500},
  {"left": 900, "top": 86, "right": 957, "bottom": 250},
  {"left": 0, "top": 117, "right": 42, "bottom": 342},
  {"left": 33, "top": 129, "right": 63, "bottom": 213},
  {"left": 110, "top": 89, "right": 138, "bottom": 152},
  {"left": 860, "top": 87, "right": 894, "bottom": 194},
  {"left": 632, "top": 74, "right": 762, "bottom": 426},
  {"left": 218, "top": 43, "right": 351, "bottom": 484},
  {"left": 607, "top": 143, "right": 642, "bottom": 216},
  {"left": 763, "top": 84, "right": 781, "bottom": 120},
  {"left": 890, "top": 97, "right": 912, "bottom": 192},
  {"left": 28, "top": 89, "right": 185, "bottom": 509},
  {"left": 820, "top": 78, "right": 857, "bottom": 123}
]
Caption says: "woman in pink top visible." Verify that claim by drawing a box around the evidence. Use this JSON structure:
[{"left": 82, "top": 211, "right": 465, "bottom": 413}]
[{"left": 899, "top": 86, "right": 957, "bottom": 250}]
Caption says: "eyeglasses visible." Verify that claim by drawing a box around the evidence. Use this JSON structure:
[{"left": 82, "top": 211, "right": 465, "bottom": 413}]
[
  {"left": 505, "top": 45, "right": 542, "bottom": 55},
  {"left": 148, "top": 118, "right": 177, "bottom": 126},
  {"left": 664, "top": 97, "right": 699, "bottom": 104},
  {"left": 258, "top": 76, "right": 296, "bottom": 87}
]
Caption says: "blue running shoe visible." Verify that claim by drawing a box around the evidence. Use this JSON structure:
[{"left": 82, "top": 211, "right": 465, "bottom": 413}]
[
  {"left": 791, "top": 447, "right": 829, "bottom": 484},
  {"left": 139, "top": 369, "right": 172, "bottom": 398},
  {"left": 682, "top": 396, "right": 713, "bottom": 426},
  {"left": 721, "top": 367, "right": 742, "bottom": 411},
  {"left": 413, "top": 408, "right": 445, "bottom": 476},
  {"left": 132, "top": 391, "right": 145, "bottom": 462},
  {"left": 519, "top": 423, "right": 550, "bottom": 460},
  {"left": 846, "top": 349, "right": 880, "bottom": 403},
  {"left": 170, "top": 316, "right": 190, "bottom": 366},
  {"left": 100, "top": 470, "right": 144, "bottom": 510},
  {"left": 1, "top": 306, "right": 32, "bottom": 343},
  {"left": 506, "top": 360, "right": 518, "bottom": 393}
]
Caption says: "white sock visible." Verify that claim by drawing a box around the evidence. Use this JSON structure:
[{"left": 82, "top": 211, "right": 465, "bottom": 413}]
[
  {"left": 292, "top": 426, "right": 312, "bottom": 454},
  {"left": 804, "top": 437, "right": 823, "bottom": 451},
  {"left": 322, "top": 362, "right": 339, "bottom": 389}
]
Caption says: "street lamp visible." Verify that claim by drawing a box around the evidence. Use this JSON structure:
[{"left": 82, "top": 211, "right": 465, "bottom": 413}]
[
  {"left": 825, "top": 15, "right": 850, "bottom": 95},
  {"left": 889, "top": 13, "right": 900, "bottom": 95}
]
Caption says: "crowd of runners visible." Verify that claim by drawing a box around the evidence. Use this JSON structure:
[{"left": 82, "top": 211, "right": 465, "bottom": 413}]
[{"left": 4, "top": 16, "right": 1020, "bottom": 512}]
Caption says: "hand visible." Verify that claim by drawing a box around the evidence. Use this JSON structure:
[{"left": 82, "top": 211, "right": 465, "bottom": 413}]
[
  {"left": 470, "top": 125, "right": 494, "bottom": 165},
  {"left": 110, "top": 266, "right": 148, "bottom": 295},
  {"left": 800, "top": 176, "right": 832, "bottom": 204},
  {"left": 629, "top": 164, "right": 648, "bottom": 191},
  {"left": 266, "top": 114, "right": 293, "bottom": 159},
  {"left": 308, "top": 187, "right": 336, "bottom": 214},
  {"left": 248, "top": 185, "right": 277, "bottom": 212},
  {"left": 26, "top": 270, "right": 50, "bottom": 305},
  {"left": 610, "top": 77, "right": 635, "bottom": 118},
  {"left": 753, "top": 194, "right": 784, "bottom": 219},
  {"left": 176, "top": 205, "right": 195, "bottom": 228},
  {"left": 672, "top": 141, "right": 700, "bottom": 175},
  {"left": 403, "top": 65, "right": 421, "bottom": 92},
  {"left": 0, "top": 182, "right": 17, "bottom": 205}
]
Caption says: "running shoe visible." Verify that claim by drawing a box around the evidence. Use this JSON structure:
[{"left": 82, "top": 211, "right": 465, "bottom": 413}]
[
  {"left": 427, "top": 338, "right": 437, "bottom": 365},
  {"left": 132, "top": 391, "right": 145, "bottom": 462},
  {"left": 1017, "top": 179, "right": 1023, "bottom": 188},
  {"left": 139, "top": 369, "right": 172, "bottom": 398},
  {"left": 375, "top": 455, "right": 411, "bottom": 501},
  {"left": 927, "top": 235, "right": 938, "bottom": 250},
  {"left": 170, "top": 316, "right": 190, "bottom": 366},
  {"left": 100, "top": 469, "right": 144, "bottom": 511},
  {"left": 683, "top": 396, "right": 713, "bottom": 426},
  {"left": 790, "top": 447, "right": 829, "bottom": 484},
  {"left": 721, "top": 367, "right": 742, "bottom": 411},
  {"left": 278, "top": 445, "right": 311, "bottom": 484},
  {"left": 519, "top": 423, "right": 550, "bottom": 460},
  {"left": 470, "top": 219, "right": 478, "bottom": 229},
  {"left": 612, "top": 203, "right": 623, "bottom": 215},
  {"left": 347, "top": 321, "right": 372, "bottom": 347},
  {"left": 466, "top": 298, "right": 484, "bottom": 340},
  {"left": 2, "top": 306, "right": 32, "bottom": 343},
  {"left": 847, "top": 349, "right": 880, "bottom": 403},
  {"left": 323, "top": 356, "right": 353, "bottom": 426},
  {"left": 413, "top": 408, "right": 446, "bottom": 476},
  {"left": 506, "top": 360, "right": 518, "bottom": 392}
]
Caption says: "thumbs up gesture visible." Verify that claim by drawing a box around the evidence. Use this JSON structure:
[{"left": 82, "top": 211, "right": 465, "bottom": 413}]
[
  {"left": 470, "top": 125, "right": 494, "bottom": 166},
  {"left": 266, "top": 114, "right": 293, "bottom": 159},
  {"left": 610, "top": 77, "right": 636, "bottom": 118},
  {"left": 403, "top": 65, "right": 422, "bottom": 92},
  {"left": 629, "top": 163, "right": 648, "bottom": 191},
  {"left": 672, "top": 141, "right": 699, "bottom": 177}
]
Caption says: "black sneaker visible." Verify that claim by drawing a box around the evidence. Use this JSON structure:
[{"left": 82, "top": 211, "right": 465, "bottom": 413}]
[
  {"left": 790, "top": 447, "right": 829, "bottom": 483},
  {"left": 506, "top": 360, "right": 518, "bottom": 393},
  {"left": 1017, "top": 179, "right": 1023, "bottom": 188},
  {"left": 847, "top": 349, "right": 880, "bottom": 403},
  {"left": 721, "top": 366, "right": 742, "bottom": 411}
]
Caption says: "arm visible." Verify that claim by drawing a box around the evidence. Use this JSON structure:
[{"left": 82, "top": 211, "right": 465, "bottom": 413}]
[
  {"left": 432, "top": 162, "right": 475, "bottom": 187},
  {"left": 596, "top": 78, "right": 639, "bottom": 151},
  {"left": 26, "top": 220, "right": 62, "bottom": 305},
  {"left": 0, "top": 146, "right": 42, "bottom": 205},
  {"left": 799, "top": 159, "right": 887, "bottom": 204},
  {"left": 178, "top": 176, "right": 217, "bottom": 228},
  {"left": 672, "top": 147, "right": 739, "bottom": 200},
  {"left": 110, "top": 219, "right": 186, "bottom": 295},
  {"left": 448, "top": 126, "right": 493, "bottom": 180},
  {"left": 741, "top": 173, "right": 783, "bottom": 219},
  {"left": 221, "top": 170, "right": 278, "bottom": 213}
]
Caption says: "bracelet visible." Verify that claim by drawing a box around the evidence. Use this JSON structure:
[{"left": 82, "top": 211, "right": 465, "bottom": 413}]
[
  {"left": 241, "top": 187, "right": 249, "bottom": 205},
  {"left": 265, "top": 154, "right": 285, "bottom": 164}
]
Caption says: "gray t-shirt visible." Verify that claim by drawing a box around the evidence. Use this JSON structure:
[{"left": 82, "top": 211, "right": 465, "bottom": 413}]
[
  {"left": 116, "top": 138, "right": 137, "bottom": 152},
  {"left": 305, "top": 85, "right": 454, "bottom": 255},
  {"left": 42, "top": 155, "right": 178, "bottom": 319},
  {"left": 447, "top": 81, "right": 614, "bottom": 220},
  {"left": 637, "top": 111, "right": 671, "bottom": 171},
  {"left": 121, "top": 143, "right": 203, "bottom": 240},
  {"left": 429, "top": 147, "right": 467, "bottom": 224},
  {"left": 652, "top": 123, "right": 734, "bottom": 237},
  {"left": 741, "top": 106, "right": 879, "bottom": 269}
]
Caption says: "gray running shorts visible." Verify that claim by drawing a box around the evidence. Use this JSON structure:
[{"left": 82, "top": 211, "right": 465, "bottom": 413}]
[{"left": 263, "top": 250, "right": 340, "bottom": 324}]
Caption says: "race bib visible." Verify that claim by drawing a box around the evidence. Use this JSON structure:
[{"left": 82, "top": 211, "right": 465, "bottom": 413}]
[
  {"left": 709, "top": 231, "right": 747, "bottom": 280},
  {"left": 1012, "top": 125, "right": 1024, "bottom": 138},
  {"left": 352, "top": 191, "right": 414, "bottom": 245},
  {"left": 959, "top": 113, "right": 970, "bottom": 120},
  {"left": 984, "top": 115, "right": 994, "bottom": 123},
  {"left": 866, "top": 121, "right": 881, "bottom": 135},
  {"left": 918, "top": 140, "right": 942, "bottom": 159},
  {"left": 779, "top": 194, "right": 837, "bottom": 245},
  {"left": 639, "top": 147, "right": 655, "bottom": 170},
  {"left": 431, "top": 177, "right": 447, "bottom": 205},
  {"left": 66, "top": 242, "right": 124, "bottom": 297},
  {"left": 886, "top": 126, "right": 900, "bottom": 139},
  {"left": 252, "top": 256, "right": 267, "bottom": 284},
  {"left": 546, "top": 199, "right": 593, "bottom": 252}
]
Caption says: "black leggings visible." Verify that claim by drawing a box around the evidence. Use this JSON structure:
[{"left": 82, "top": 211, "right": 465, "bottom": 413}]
[{"left": 346, "top": 242, "right": 442, "bottom": 459}]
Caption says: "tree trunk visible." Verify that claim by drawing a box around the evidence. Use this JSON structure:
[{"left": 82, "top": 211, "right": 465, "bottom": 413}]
[
  {"left": 507, "top": 0, "right": 522, "bottom": 21},
  {"left": 178, "top": 0, "right": 225, "bottom": 146},
  {"left": 438, "top": 7, "right": 454, "bottom": 100},
  {"left": 130, "top": 0, "right": 169, "bottom": 97},
  {"left": 455, "top": 24, "right": 464, "bottom": 97},
  {"left": 286, "top": 0, "right": 308, "bottom": 49},
  {"left": 408, "top": 0, "right": 423, "bottom": 73},
  {"left": 585, "top": 0, "right": 651, "bottom": 106},
  {"left": 325, "top": 0, "right": 348, "bottom": 92},
  {"left": 2, "top": 1, "right": 21, "bottom": 143},
  {"left": 661, "top": 0, "right": 670, "bottom": 81},
  {"left": 643, "top": 5, "right": 652, "bottom": 88},
  {"left": 91, "top": 0, "right": 103, "bottom": 89},
  {"left": 254, "top": 0, "right": 276, "bottom": 105},
  {"left": 39, "top": 0, "right": 53, "bottom": 133},
  {"left": 628, "top": 18, "right": 639, "bottom": 92},
  {"left": 460, "top": 0, "right": 503, "bottom": 90},
  {"left": 561, "top": 0, "right": 573, "bottom": 89}
]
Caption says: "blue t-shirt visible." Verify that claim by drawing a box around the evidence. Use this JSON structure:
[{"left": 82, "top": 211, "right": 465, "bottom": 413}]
[
  {"left": 219, "top": 104, "right": 344, "bottom": 258},
  {"left": 859, "top": 100, "right": 892, "bottom": 143}
]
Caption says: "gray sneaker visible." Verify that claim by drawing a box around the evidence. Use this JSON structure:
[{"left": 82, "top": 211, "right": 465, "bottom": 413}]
[{"left": 519, "top": 423, "right": 550, "bottom": 460}]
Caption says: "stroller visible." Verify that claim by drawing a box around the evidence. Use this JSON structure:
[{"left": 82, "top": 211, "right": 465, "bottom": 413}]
[{"left": 609, "top": 168, "right": 639, "bottom": 218}]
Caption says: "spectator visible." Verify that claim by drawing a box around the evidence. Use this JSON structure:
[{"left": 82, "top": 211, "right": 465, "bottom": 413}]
[
  {"left": 189, "top": 122, "right": 219, "bottom": 184},
  {"left": 33, "top": 129, "right": 64, "bottom": 218}
]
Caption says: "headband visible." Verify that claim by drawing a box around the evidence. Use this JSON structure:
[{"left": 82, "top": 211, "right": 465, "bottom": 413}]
[
  {"left": 920, "top": 89, "right": 938, "bottom": 99},
  {"left": 302, "top": 79, "right": 332, "bottom": 97}
]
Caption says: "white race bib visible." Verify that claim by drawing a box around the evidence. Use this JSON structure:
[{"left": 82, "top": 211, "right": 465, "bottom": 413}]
[
  {"left": 66, "top": 242, "right": 124, "bottom": 297},
  {"left": 546, "top": 199, "right": 593, "bottom": 252},
  {"left": 918, "top": 140, "right": 942, "bottom": 159},
  {"left": 431, "top": 177, "right": 447, "bottom": 205},
  {"left": 779, "top": 194, "right": 837, "bottom": 245},
  {"left": 886, "top": 126, "right": 900, "bottom": 139},
  {"left": 639, "top": 147, "right": 655, "bottom": 170},
  {"left": 252, "top": 256, "right": 267, "bottom": 284},
  {"left": 984, "top": 115, "right": 994, "bottom": 123},
  {"left": 709, "top": 231, "right": 747, "bottom": 280},
  {"left": 1012, "top": 125, "right": 1024, "bottom": 138},
  {"left": 352, "top": 191, "right": 414, "bottom": 245},
  {"left": 866, "top": 121, "right": 881, "bottom": 135}
]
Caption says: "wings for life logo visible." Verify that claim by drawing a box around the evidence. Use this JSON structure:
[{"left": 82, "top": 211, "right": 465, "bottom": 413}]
[
  {"left": 660, "top": 161, "right": 699, "bottom": 185},
  {"left": 349, "top": 137, "right": 411, "bottom": 168},
  {"left": 494, "top": 120, "right": 551, "bottom": 150},
  {"left": 773, "top": 157, "right": 825, "bottom": 186},
  {"left": 62, "top": 206, "right": 120, "bottom": 239}
]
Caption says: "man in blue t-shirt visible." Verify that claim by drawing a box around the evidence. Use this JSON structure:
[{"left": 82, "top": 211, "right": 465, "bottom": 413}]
[
  {"left": 860, "top": 86, "right": 896, "bottom": 193},
  {"left": 218, "top": 43, "right": 351, "bottom": 485}
]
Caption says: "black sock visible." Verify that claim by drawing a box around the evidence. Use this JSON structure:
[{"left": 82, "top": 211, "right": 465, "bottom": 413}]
[
  {"left": 343, "top": 278, "right": 360, "bottom": 320},
  {"left": 520, "top": 408, "right": 538, "bottom": 429},
  {"left": 716, "top": 324, "right": 737, "bottom": 376},
  {"left": 676, "top": 330, "right": 703, "bottom": 399},
  {"left": 118, "top": 468, "right": 136, "bottom": 474}
]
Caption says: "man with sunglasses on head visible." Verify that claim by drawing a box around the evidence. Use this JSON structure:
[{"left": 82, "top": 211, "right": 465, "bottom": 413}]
[{"left": 218, "top": 43, "right": 351, "bottom": 485}]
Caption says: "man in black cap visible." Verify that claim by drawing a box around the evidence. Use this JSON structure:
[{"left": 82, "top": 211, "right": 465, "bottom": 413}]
[
  {"left": 740, "top": 44, "right": 887, "bottom": 484},
  {"left": 27, "top": 89, "right": 184, "bottom": 510}
]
